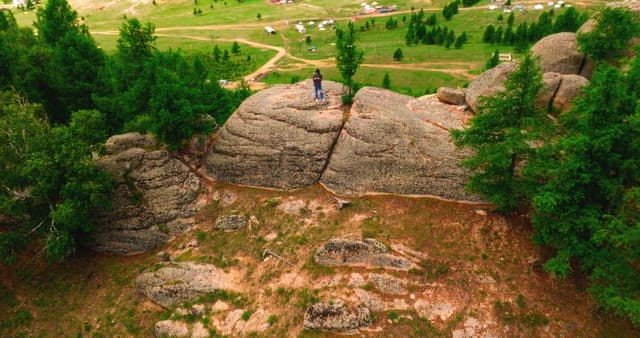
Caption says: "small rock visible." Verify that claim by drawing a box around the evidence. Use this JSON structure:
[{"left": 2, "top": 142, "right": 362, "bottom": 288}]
[
  {"left": 221, "top": 309, "right": 245, "bottom": 336},
  {"left": 191, "top": 304, "right": 206, "bottom": 317},
  {"left": 214, "top": 215, "right": 247, "bottom": 231},
  {"left": 389, "top": 298, "right": 411, "bottom": 311},
  {"left": 154, "top": 320, "right": 189, "bottom": 338},
  {"left": 437, "top": 87, "right": 467, "bottom": 105},
  {"left": 347, "top": 273, "right": 366, "bottom": 288},
  {"left": 186, "top": 239, "right": 199, "bottom": 248},
  {"left": 249, "top": 215, "right": 259, "bottom": 225},
  {"left": 220, "top": 191, "right": 238, "bottom": 207},
  {"left": 303, "top": 302, "right": 372, "bottom": 332},
  {"left": 157, "top": 251, "right": 170, "bottom": 262},
  {"left": 354, "top": 288, "right": 385, "bottom": 312},
  {"left": 264, "top": 232, "right": 278, "bottom": 242},
  {"left": 335, "top": 197, "right": 351, "bottom": 210},
  {"left": 475, "top": 274, "right": 496, "bottom": 284},
  {"left": 277, "top": 199, "right": 308, "bottom": 215},
  {"left": 211, "top": 300, "right": 230, "bottom": 313},
  {"left": 191, "top": 321, "right": 210, "bottom": 338},
  {"left": 367, "top": 273, "right": 408, "bottom": 295},
  {"left": 314, "top": 238, "right": 415, "bottom": 270},
  {"left": 474, "top": 209, "right": 487, "bottom": 216},
  {"left": 175, "top": 308, "right": 189, "bottom": 316}
]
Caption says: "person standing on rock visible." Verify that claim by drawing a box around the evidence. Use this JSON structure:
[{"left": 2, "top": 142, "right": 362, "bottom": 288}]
[{"left": 313, "top": 69, "right": 325, "bottom": 101}]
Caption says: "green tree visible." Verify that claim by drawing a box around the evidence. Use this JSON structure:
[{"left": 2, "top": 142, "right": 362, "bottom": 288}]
[
  {"left": 452, "top": 54, "right": 549, "bottom": 212},
  {"left": 483, "top": 24, "right": 495, "bottom": 43},
  {"left": 213, "top": 44, "right": 221, "bottom": 62},
  {"left": 335, "top": 22, "right": 364, "bottom": 96},
  {"left": 578, "top": 7, "right": 640, "bottom": 61},
  {"left": 305, "top": 35, "right": 312, "bottom": 44},
  {"left": 393, "top": 47, "right": 403, "bottom": 61},
  {"left": 484, "top": 49, "right": 500, "bottom": 70},
  {"left": 0, "top": 92, "right": 113, "bottom": 263},
  {"left": 507, "top": 12, "right": 515, "bottom": 26},
  {"left": 382, "top": 73, "right": 391, "bottom": 89},
  {"left": 531, "top": 63, "right": 640, "bottom": 324},
  {"left": 34, "top": 0, "right": 80, "bottom": 46},
  {"left": 231, "top": 41, "right": 241, "bottom": 54}
]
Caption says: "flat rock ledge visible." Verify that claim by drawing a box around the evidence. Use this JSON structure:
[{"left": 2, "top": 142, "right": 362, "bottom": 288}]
[
  {"left": 314, "top": 238, "right": 415, "bottom": 270},
  {"left": 303, "top": 301, "right": 372, "bottom": 332},
  {"left": 136, "top": 262, "right": 236, "bottom": 308},
  {"left": 88, "top": 133, "right": 200, "bottom": 255},
  {"left": 320, "top": 87, "right": 479, "bottom": 201},
  {"left": 205, "top": 80, "right": 346, "bottom": 190}
]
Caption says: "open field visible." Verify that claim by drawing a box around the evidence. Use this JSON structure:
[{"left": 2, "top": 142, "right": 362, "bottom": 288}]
[{"left": 10, "top": 0, "right": 603, "bottom": 93}]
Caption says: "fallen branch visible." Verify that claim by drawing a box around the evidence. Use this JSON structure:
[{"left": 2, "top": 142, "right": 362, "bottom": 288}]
[{"left": 262, "top": 249, "right": 295, "bottom": 266}]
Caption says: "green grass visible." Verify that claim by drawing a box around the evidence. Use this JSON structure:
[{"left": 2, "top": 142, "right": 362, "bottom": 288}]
[{"left": 10, "top": 1, "right": 597, "bottom": 94}]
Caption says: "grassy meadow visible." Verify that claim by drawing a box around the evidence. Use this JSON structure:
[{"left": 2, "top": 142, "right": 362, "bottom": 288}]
[{"left": 11, "top": 0, "right": 601, "bottom": 93}]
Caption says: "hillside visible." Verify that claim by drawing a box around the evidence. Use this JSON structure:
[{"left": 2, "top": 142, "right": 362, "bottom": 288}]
[{"left": 1, "top": 180, "right": 637, "bottom": 337}]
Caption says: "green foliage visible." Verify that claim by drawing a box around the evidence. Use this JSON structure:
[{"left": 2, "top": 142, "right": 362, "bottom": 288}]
[
  {"left": 382, "top": 73, "right": 391, "bottom": 89},
  {"left": 578, "top": 7, "right": 640, "bottom": 61},
  {"left": 336, "top": 22, "right": 364, "bottom": 95},
  {"left": 0, "top": 92, "right": 113, "bottom": 263},
  {"left": 530, "top": 62, "right": 640, "bottom": 324},
  {"left": 34, "top": 0, "right": 80, "bottom": 46},
  {"left": 393, "top": 47, "right": 403, "bottom": 61},
  {"left": 485, "top": 49, "right": 500, "bottom": 70},
  {"left": 452, "top": 53, "right": 549, "bottom": 212}
]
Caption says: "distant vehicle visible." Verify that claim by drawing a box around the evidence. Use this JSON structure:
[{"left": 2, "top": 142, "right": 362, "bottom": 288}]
[
  {"left": 264, "top": 26, "right": 276, "bottom": 34},
  {"left": 307, "top": 45, "right": 318, "bottom": 52},
  {"left": 218, "top": 79, "right": 229, "bottom": 86}
]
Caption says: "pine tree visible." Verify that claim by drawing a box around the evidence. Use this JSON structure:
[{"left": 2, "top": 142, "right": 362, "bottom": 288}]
[
  {"left": 382, "top": 72, "right": 391, "bottom": 89},
  {"left": 393, "top": 47, "right": 403, "bottom": 61},
  {"left": 336, "top": 22, "right": 364, "bottom": 96},
  {"left": 452, "top": 53, "right": 548, "bottom": 211}
]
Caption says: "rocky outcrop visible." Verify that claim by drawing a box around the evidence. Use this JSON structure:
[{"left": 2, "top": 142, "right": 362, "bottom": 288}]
[
  {"left": 205, "top": 80, "right": 346, "bottom": 190},
  {"left": 437, "top": 87, "right": 467, "bottom": 106},
  {"left": 531, "top": 33, "right": 593, "bottom": 78},
  {"left": 553, "top": 74, "right": 589, "bottom": 112},
  {"left": 104, "top": 132, "right": 157, "bottom": 155},
  {"left": 303, "top": 301, "right": 372, "bottom": 332},
  {"left": 465, "top": 62, "right": 517, "bottom": 113},
  {"left": 136, "top": 262, "right": 237, "bottom": 308},
  {"left": 314, "top": 238, "right": 415, "bottom": 270},
  {"left": 320, "top": 88, "right": 479, "bottom": 201},
  {"left": 88, "top": 134, "right": 200, "bottom": 255},
  {"left": 367, "top": 273, "right": 408, "bottom": 295}
]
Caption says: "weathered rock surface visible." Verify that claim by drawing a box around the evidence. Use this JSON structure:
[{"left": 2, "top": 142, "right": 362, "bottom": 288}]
[
  {"left": 531, "top": 33, "right": 593, "bottom": 78},
  {"left": 539, "top": 72, "right": 563, "bottom": 111},
  {"left": 303, "top": 301, "right": 372, "bottom": 332},
  {"left": 465, "top": 62, "right": 517, "bottom": 113},
  {"left": 104, "top": 132, "right": 157, "bottom": 155},
  {"left": 219, "top": 308, "right": 270, "bottom": 336},
  {"left": 552, "top": 74, "right": 589, "bottom": 112},
  {"left": 191, "top": 322, "right": 210, "bottom": 338},
  {"left": 320, "top": 88, "right": 479, "bottom": 201},
  {"left": 367, "top": 273, "right": 408, "bottom": 295},
  {"left": 205, "top": 80, "right": 346, "bottom": 189},
  {"left": 437, "top": 87, "right": 467, "bottom": 105},
  {"left": 314, "top": 238, "right": 415, "bottom": 270},
  {"left": 88, "top": 134, "right": 201, "bottom": 255},
  {"left": 136, "top": 262, "right": 236, "bottom": 308},
  {"left": 353, "top": 288, "right": 385, "bottom": 312},
  {"left": 154, "top": 320, "right": 189, "bottom": 338},
  {"left": 214, "top": 215, "right": 247, "bottom": 231}
]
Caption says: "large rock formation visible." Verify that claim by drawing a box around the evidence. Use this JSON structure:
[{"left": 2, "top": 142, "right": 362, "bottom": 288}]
[
  {"left": 87, "top": 133, "right": 200, "bottom": 255},
  {"left": 553, "top": 74, "right": 590, "bottom": 112},
  {"left": 464, "top": 62, "right": 517, "bottom": 113},
  {"left": 205, "top": 80, "right": 346, "bottom": 190},
  {"left": 136, "top": 262, "right": 237, "bottom": 308},
  {"left": 320, "top": 87, "right": 479, "bottom": 201},
  {"left": 531, "top": 32, "right": 593, "bottom": 78}
]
